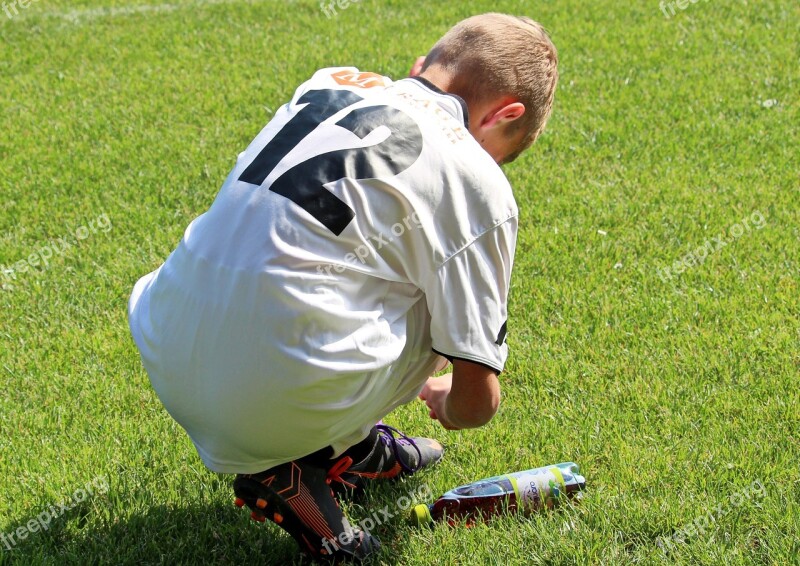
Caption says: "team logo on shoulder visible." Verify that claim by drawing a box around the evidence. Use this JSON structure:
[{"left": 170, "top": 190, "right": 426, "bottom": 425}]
[{"left": 331, "top": 70, "right": 387, "bottom": 89}]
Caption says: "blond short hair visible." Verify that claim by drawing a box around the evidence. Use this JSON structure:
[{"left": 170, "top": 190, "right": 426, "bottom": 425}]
[{"left": 422, "top": 13, "right": 559, "bottom": 159}]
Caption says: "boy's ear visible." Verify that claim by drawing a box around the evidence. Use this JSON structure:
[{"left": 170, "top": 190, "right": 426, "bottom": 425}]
[
  {"left": 409, "top": 56, "right": 426, "bottom": 77},
  {"left": 481, "top": 101, "right": 526, "bottom": 129}
]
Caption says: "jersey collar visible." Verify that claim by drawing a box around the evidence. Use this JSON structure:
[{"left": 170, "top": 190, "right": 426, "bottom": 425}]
[{"left": 406, "top": 76, "right": 470, "bottom": 129}]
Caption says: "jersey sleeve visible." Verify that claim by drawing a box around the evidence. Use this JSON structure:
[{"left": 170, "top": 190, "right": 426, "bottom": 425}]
[{"left": 423, "top": 217, "right": 517, "bottom": 374}]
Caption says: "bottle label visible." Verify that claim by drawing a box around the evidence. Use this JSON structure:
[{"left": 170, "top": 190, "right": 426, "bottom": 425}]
[{"left": 510, "top": 467, "right": 566, "bottom": 510}]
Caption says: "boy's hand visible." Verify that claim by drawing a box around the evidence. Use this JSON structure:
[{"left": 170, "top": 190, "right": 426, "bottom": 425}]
[
  {"left": 419, "top": 373, "right": 460, "bottom": 430},
  {"left": 419, "top": 360, "right": 501, "bottom": 430}
]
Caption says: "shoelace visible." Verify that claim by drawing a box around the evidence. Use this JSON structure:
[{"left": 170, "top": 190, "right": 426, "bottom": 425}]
[
  {"left": 375, "top": 423, "right": 423, "bottom": 474},
  {"left": 326, "top": 455, "right": 358, "bottom": 489},
  {"left": 325, "top": 423, "right": 424, "bottom": 486}
]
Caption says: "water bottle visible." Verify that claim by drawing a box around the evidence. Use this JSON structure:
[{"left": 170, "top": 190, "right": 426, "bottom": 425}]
[{"left": 411, "top": 462, "right": 585, "bottom": 526}]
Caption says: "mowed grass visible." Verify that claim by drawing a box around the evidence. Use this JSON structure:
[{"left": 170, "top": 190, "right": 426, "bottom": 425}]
[{"left": 1, "top": 0, "right": 798, "bottom": 564}]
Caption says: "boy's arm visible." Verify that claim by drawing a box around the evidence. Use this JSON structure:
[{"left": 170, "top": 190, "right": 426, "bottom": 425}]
[{"left": 419, "top": 359, "right": 501, "bottom": 430}]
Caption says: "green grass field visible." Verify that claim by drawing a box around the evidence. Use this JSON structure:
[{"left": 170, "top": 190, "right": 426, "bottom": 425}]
[{"left": 1, "top": 0, "right": 798, "bottom": 564}]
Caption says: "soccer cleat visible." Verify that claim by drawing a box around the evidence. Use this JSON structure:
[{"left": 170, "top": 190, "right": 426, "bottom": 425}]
[
  {"left": 233, "top": 460, "right": 380, "bottom": 563},
  {"left": 373, "top": 423, "right": 444, "bottom": 476},
  {"left": 327, "top": 423, "right": 444, "bottom": 498}
]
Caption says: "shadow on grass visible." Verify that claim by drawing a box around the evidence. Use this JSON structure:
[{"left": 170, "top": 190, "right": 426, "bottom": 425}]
[{"left": 0, "top": 479, "right": 426, "bottom": 565}]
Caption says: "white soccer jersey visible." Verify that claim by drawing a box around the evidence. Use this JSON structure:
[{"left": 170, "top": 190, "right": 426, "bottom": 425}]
[{"left": 128, "top": 68, "right": 518, "bottom": 474}]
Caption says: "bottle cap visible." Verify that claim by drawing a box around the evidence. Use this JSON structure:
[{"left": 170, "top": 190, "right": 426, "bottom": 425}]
[{"left": 410, "top": 504, "right": 433, "bottom": 526}]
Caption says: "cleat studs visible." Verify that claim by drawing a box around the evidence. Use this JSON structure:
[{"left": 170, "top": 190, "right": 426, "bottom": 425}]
[
  {"left": 256, "top": 498, "right": 267, "bottom": 509},
  {"left": 250, "top": 511, "right": 266, "bottom": 522},
  {"left": 234, "top": 497, "right": 246, "bottom": 508},
  {"left": 273, "top": 512, "right": 284, "bottom": 524}
]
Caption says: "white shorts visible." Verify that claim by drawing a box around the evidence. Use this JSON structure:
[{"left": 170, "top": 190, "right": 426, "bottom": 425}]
[{"left": 128, "top": 245, "right": 442, "bottom": 474}]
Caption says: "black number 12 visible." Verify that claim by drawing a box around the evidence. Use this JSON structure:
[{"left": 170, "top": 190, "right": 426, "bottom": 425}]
[{"left": 238, "top": 89, "right": 423, "bottom": 236}]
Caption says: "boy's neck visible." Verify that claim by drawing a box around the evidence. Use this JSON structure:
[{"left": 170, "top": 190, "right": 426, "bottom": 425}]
[{"left": 417, "top": 67, "right": 454, "bottom": 94}]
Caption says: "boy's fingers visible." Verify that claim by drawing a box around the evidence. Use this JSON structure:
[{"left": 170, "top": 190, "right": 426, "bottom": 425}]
[{"left": 419, "top": 376, "right": 438, "bottom": 399}]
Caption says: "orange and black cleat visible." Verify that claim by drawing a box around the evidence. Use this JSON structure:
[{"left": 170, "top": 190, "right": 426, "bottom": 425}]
[{"left": 233, "top": 460, "right": 379, "bottom": 563}]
